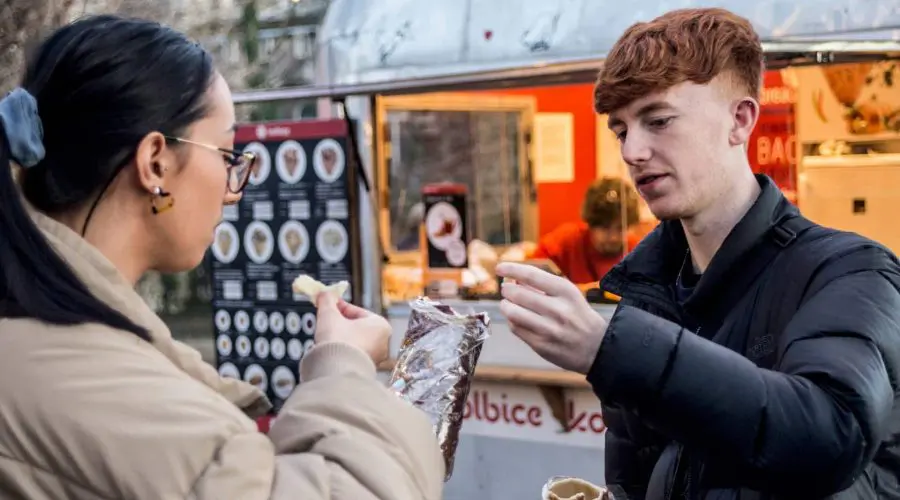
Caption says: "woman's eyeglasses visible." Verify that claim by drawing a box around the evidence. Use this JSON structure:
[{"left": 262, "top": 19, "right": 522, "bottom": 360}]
[{"left": 164, "top": 136, "right": 257, "bottom": 194}]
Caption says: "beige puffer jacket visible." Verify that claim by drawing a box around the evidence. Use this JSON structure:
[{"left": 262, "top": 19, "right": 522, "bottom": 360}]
[{"left": 0, "top": 209, "right": 444, "bottom": 499}]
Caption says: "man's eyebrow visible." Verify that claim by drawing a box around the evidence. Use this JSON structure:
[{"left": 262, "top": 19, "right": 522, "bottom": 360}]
[
  {"left": 607, "top": 101, "right": 677, "bottom": 130},
  {"left": 636, "top": 101, "right": 676, "bottom": 116}
]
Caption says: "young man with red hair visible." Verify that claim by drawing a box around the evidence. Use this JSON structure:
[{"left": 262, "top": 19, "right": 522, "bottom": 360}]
[{"left": 496, "top": 8, "right": 900, "bottom": 499}]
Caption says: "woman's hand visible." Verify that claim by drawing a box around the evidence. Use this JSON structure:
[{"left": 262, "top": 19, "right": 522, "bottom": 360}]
[{"left": 315, "top": 292, "right": 391, "bottom": 364}]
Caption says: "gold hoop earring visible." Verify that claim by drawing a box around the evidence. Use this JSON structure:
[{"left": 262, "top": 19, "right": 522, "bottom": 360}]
[{"left": 151, "top": 186, "right": 174, "bottom": 215}]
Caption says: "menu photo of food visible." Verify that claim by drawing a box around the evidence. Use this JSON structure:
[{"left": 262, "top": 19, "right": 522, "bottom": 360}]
[
  {"left": 301, "top": 312, "right": 316, "bottom": 335},
  {"left": 278, "top": 220, "right": 310, "bottom": 264},
  {"left": 313, "top": 138, "right": 345, "bottom": 183},
  {"left": 275, "top": 140, "right": 307, "bottom": 184},
  {"left": 244, "top": 221, "right": 274, "bottom": 264},
  {"left": 252, "top": 310, "right": 269, "bottom": 333},
  {"left": 211, "top": 222, "right": 240, "bottom": 264},
  {"left": 234, "top": 310, "right": 250, "bottom": 333},
  {"left": 444, "top": 239, "right": 468, "bottom": 267},
  {"left": 243, "top": 364, "right": 268, "bottom": 392},
  {"left": 235, "top": 335, "right": 252, "bottom": 357},
  {"left": 271, "top": 365, "right": 297, "bottom": 400},
  {"left": 216, "top": 334, "right": 232, "bottom": 357},
  {"left": 218, "top": 362, "right": 240, "bottom": 380},
  {"left": 270, "top": 337, "right": 286, "bottom": 360},
  {"left": 425, "top": 201, "right": 463, "bottom": 251},
  {"left": 285, "top": 311, "right": 302, "bottom": 335},
  {"left": 243, "top": 142, "right": 271, "bottom": 186},
  {"left": 269, "top": 311, "right": 285, "bottom": 334},
  {"left": 315, "top": 220, "right": 349, "bottom": 264},
  {"left": 287, "top": 337, "right": 303, "bottom": 361},
  {"left": 214, "top": 309, "right": 231, "bottom": 332},
  {"left": 253, "top": 336, "right": 270, "bottom": 359}
]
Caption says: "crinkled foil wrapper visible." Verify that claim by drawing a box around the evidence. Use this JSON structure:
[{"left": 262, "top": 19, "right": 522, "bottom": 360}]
[{"left": 389, "top": 297, "right": 491, "bottom": 481}]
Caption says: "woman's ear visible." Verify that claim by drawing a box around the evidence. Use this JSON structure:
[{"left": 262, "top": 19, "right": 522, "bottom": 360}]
[
  {"left": 728, "top": 97, "right": 760, "bottom": 147},
  {"left": 133, "top": 131, "right": 170, "bottom": 193}
]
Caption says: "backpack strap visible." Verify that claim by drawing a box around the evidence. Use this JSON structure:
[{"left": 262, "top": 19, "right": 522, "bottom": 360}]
[
  {"left": 737, "top": 214, "right": 817, "bottom": 500},
  {"left": 699, "top": 213, "right": 812, "bottom": 338},
  {"left": 741, "top": 214, "right": 818, "bottom": 368},
  {"left": 766, "top": 215, "right": 819, "bottom": 333}
]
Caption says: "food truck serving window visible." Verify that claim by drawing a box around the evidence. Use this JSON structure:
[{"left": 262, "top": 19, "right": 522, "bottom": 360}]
[{"left": 376, "top": 93, "right": 538, "bottom": 260}]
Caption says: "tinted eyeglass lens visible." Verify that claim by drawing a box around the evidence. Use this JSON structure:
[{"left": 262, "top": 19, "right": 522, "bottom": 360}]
[{"left": 229, "top": 154, "right": 255, "bottom": 193}]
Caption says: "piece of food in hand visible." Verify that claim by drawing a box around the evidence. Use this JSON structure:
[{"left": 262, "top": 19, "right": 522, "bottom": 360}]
[
  {"left": 542, "top": 476, "right": 608, "bottom": 500},
  {"left": 291, "top": 275, "right": 349, "bottom": 303},
  {"left": 388, "top": 297, "right": 491, "bottom": 481}
]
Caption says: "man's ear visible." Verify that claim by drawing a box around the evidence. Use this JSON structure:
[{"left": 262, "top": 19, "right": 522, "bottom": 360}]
[
  {"left": 133, "top": 131, "right": 171, "bottom": 193},
  {"left": 729, "top": 97, "right": 760, "bottom": 147}
]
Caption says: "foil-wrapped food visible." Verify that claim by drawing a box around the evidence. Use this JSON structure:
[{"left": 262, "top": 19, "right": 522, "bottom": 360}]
[{"left": 388, "top": 297, "right": 491, "bottom": 481}]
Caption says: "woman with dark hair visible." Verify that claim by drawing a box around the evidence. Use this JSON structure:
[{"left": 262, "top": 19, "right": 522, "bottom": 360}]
[{"left": 0, "top": 16, "right": 442, "bottom": 499}]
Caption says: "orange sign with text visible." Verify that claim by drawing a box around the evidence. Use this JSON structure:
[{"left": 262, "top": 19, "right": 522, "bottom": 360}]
[{"left": 749, "top": 71, "right": 799, "bottom": 203}]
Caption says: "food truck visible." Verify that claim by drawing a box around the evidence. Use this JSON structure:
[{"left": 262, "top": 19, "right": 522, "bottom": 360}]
[{"left": 222, "top": 1, "right": 900, "bottom": 497}]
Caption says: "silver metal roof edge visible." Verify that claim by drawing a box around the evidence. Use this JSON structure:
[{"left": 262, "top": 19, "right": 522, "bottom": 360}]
[{"left": 232, "top": 40, "right": 900, "bottom": 104}]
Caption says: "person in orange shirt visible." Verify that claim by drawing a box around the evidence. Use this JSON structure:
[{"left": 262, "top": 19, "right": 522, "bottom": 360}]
[{"left": 530, "top": 177, "right": 641, "bottom": 292}]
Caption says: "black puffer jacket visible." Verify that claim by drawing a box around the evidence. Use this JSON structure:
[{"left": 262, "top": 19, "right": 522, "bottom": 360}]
[{"left": 592, "top": 175, "right": 900, "bottom": 499}]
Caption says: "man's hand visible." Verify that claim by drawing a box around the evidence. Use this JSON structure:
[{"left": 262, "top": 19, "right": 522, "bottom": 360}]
[
  {"left": 576, "top": 281, "right": 600, "bottom": 295},
  {"left": 496, "top": 262, "right": 609, "bottom": 374}
]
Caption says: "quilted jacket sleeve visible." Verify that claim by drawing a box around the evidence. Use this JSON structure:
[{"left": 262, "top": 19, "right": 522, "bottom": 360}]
[
  {"left": 587, "top": 249, "right": 900, "bottom": 497},
  {"left": 191, "top": 343, "right": 445, "bottom": 500}
]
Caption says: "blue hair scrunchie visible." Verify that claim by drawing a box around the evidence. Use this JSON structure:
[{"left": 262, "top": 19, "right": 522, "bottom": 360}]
[{"left": 0, "top": 88, "right": 45, "bottom": 168}]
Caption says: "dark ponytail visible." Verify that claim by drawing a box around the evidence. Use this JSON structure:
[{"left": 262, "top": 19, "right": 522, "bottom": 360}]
[
  {"left": 0, "top": 125, "right": 150, "bottom": 338},
  {"left": 0, "top": 15, "right": 215, "bottom": 339}
]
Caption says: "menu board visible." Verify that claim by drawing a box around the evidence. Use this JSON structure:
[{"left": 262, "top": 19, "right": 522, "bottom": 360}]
[
  {"left": 422, "top": 183, "right": 469, "bottom": 269},
  {"left": 208, "top": 119, "right": 360, "bottom": 413},
  {"left": 421, "top": 183, "right": 469, "bottom": 298}
]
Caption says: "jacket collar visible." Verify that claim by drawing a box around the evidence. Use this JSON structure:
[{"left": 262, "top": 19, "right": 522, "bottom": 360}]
[
  {"left": 28, "top": 205, "right": 271, "bottom": 417},
  {"left": 602, "top": 175, "right": 797, "bottom": 311}
]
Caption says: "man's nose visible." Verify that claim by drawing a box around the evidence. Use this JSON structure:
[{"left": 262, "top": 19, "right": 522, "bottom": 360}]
[{"left": 620, "top": 131, "right": 652, "bottom": 166}]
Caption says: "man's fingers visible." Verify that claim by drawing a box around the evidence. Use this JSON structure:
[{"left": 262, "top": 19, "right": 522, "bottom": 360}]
[
  {"left": 496, "top": 262, "right": 570, "bottom": 297},
  {"left": 499, "top": 299, "right": 557, "bottom": 339},
  {"left": 506, "top": 319, "right": 552, "bottom": 357},
  {"left": 501, "top": 282, "right": 565, "bottom": 320}
]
